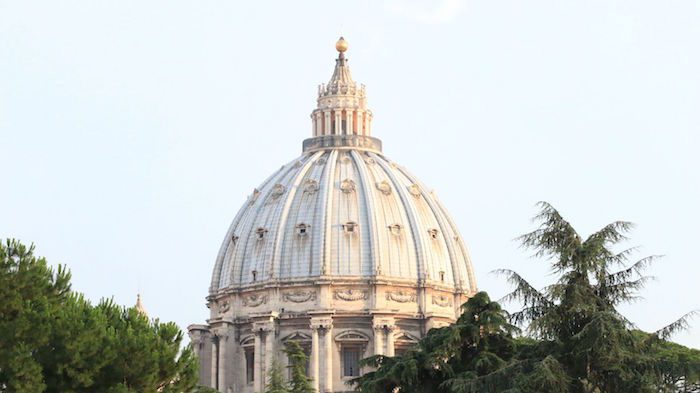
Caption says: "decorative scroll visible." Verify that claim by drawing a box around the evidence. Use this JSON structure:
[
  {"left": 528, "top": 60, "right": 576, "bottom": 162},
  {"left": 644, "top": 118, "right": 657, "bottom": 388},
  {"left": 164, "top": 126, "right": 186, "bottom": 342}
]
[
  {"left": 340, "top": 179, "right": 356, "bottom": 194},
  {"left": 283, "top": 290, "right": 316, "bottom": 303},
  {"left": 333, "top": 289, "right": 368, "bottom": 301},
  {"left": 303, "top": 179, "right": 319, "bottom": 194},
  {"left": 407, "top": 184, "right": 421, "bottom": 197},
  {"left": 376, "top": 181, "right": 392, "bottom": 195},
  {"left": 432, "top": 294, "right": 453, "bottom": 308},
  {"left": 385, "top": 290, "right": 417, "bottom": 303},
  {"left": 243, "top": 294, "right": 268, "bottom": 307}
]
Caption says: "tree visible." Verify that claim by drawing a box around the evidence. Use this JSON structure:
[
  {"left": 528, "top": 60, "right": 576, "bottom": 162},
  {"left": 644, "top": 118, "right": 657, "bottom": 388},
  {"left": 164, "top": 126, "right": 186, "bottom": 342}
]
[
  {"left": 353, "top": 203, "right": 699, "bottom": 393},
  {"left": 0, "top": 239, "right": 200, "bottom": 392},
  {"left": 285, "top": 340, "right": 314, "bottom": 393},
  {"left": 353, "top": 292, "right": 542, "bottom": 393},
  {"left": 498, "top": 202, "right": 698, "bottom": 392},
  {"left": 264, "top": 360, "right": 288, "bottom": 393}
]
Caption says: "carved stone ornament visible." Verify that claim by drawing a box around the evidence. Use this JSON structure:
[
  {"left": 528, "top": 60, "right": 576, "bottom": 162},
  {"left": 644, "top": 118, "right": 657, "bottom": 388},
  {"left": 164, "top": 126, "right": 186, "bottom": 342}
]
[
  {"left": 243, "top": 294, "right": 268, "bottom": 307},
  {"left": 376, "top": 180, "right": 392, "bottom": 195},
  {"left": 270, "top": 184, "right": 286, "bottom": 200},
  {"left": 303, "top": 179, "right": 319, "bottom": 194},
  {"left": 316, "top": 157, "right": 327, "bottom": 166},
  {"left": 218, "top": 300, "right": 230, "bottom": 314},
  {"left": 333, "top": 288, "right": 368, "bottom": 301},
  {"left": 248, "top": 189, "right": 261, "bottom": 206},
  {"left": 340, "top": 179, "right": 356, "bottom": 194},
  {"left": 364, "top": 157, "right": 375, "bottom": 165},
  {"left": 407, "top": 184, "right": 421, "bottom": 197},
  {"left": 283, "top": 290, "right": 317, "bottom": 303},
  {"left": 432, "top": 294, "right": 453, "bottom": 307},
  {"left": 310, "top": 318, "right": 333, "bottom": 330},
  {"left": 385, "top": 290, "right": 417, "bottom": 303},
  {"left": 292, "top": 160, "right": 302, "bottom": 168}
]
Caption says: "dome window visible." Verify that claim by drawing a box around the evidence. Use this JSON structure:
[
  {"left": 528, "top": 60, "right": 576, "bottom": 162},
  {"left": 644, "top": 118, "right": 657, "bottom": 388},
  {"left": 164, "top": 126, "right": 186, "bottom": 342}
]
[
  {"left": 439, "top": 271, "right": 445, "bottom": 282},
  {"left": 296, "top": 223, "right": 310, "bottom": 236},
  {"left": 388, "top": 224, "right": 402, "bottom": 236},
  {"left": 343, "top": 221, "right": 358, "bottom": 234},
  {"left": 255, "top": 228, "right": 268, "bottom": 240},
  {"left": 231, "top": 234, "right": 239, "bottom": 243},
  {"left": 428, "top": 229, "right": 439, "bottom": 239},
  {"left": 252, "top": 270, "right": 258, "bottom": 282}
]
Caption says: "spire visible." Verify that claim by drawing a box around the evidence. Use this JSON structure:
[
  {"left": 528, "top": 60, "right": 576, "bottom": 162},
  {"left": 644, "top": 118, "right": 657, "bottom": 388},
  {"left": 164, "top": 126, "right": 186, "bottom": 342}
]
[
  {"left": 135, "top": 293, "right": 147, "bottom": 316},
  {"left": 328, "top": 37, "right": 354, "bottom": 88},
  {"left": 306, "top": 37, "right": 377, "bottom": 151}
]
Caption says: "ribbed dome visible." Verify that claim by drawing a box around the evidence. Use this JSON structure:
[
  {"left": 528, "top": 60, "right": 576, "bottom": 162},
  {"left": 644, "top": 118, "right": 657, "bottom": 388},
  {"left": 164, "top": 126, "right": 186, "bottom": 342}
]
[
  {"left": 192, "top": 39, "right": 479, "bottom": 393},
  {"left": 210, "top": 149, "right": 476, "bottom": 293}
]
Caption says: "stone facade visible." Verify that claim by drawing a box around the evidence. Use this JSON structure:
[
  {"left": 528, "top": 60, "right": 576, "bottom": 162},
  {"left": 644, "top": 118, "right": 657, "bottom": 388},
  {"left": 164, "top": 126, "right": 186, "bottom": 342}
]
[{"left": 189, "top": 38, "right": 477, "bottom": 393}]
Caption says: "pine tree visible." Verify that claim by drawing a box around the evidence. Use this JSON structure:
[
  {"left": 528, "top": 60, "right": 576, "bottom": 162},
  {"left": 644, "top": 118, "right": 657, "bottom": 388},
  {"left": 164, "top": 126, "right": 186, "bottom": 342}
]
[
  {"left": 498, "top": 202, "right": 698, "bottom": 392},
  {"left": 264, "top": 359, "right": 289, "bottom": 393},
  {"left": 285, "top": 341, "right": 314, "bottom": 393},
  {"left": 0, "top": 239, "right": 200, "bottom": 392}
]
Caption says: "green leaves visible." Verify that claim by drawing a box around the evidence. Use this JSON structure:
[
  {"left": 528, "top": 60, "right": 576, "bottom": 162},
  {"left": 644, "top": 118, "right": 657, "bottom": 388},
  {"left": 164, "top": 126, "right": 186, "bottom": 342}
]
[
  {"left": 353, "top": 203, "right": 699, "bottom": 392},
  {"left": 0, "top": 239, "right": 199, "bottom": 393},
  {"left": 284, "top": 340, "right": 315, "bottom": 393}
]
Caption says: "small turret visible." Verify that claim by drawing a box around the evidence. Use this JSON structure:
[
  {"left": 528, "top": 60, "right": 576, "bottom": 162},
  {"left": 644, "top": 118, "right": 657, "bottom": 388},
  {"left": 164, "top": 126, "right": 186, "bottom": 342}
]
[{"left": 135, "top": 293, "right": 147, "bottom": 316}]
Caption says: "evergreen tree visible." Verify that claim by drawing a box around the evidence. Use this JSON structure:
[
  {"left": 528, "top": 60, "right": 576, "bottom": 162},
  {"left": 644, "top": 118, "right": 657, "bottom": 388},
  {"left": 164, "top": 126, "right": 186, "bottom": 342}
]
[
  {"left": 0, "top": 239, "right": 200, "bottom": 392},
  {"left": 285, "top": 341, "right": 314, "bottom": 393},
  {"left": 353, "top": 292, "right": 547, "bottom": 393},
  {"left": 264, "top": 360, "right": 289, "bottom": 393},
  {"left": 353, "top": 203, "right": 699, "bottom": 393},
  {"left": 498, "top": 202, "right": 697, "bottom": 392}
]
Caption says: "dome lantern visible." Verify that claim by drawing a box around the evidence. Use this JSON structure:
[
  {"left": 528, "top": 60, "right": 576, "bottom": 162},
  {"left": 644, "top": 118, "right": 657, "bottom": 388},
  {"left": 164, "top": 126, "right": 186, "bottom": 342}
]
[{"left": 305, "top": 37, "right": 380, "bottom": 153}]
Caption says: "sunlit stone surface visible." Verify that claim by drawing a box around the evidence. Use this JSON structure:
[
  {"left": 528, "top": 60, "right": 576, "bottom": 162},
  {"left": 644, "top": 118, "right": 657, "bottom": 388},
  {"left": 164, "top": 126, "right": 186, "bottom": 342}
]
[{"left": 188, "top": 37, "right": 477, "bottom": 393}]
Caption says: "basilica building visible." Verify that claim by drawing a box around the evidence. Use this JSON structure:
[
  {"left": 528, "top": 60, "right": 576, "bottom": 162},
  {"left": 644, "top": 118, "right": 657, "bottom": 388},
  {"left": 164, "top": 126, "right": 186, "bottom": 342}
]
[{"left": 188, "top": 37, "right": 477, "bottom": 393}]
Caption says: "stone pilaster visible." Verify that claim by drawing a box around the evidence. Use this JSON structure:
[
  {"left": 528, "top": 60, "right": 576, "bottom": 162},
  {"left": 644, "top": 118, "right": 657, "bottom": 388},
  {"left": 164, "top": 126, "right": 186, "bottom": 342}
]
[
  {"left": 310, "top": 315, "right": 333, "bottom": 393},
  {"left": 310, "top": 324, "right": 320, "bottom": 392},
  {"left": 386, "top": 325, "right": 396, "bottom": 357}
]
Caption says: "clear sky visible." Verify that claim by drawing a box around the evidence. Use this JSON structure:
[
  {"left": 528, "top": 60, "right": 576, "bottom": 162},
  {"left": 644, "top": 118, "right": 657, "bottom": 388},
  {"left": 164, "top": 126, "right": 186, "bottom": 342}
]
[{"left": 1, "top": 0, "right": 698, "bottom": 348}]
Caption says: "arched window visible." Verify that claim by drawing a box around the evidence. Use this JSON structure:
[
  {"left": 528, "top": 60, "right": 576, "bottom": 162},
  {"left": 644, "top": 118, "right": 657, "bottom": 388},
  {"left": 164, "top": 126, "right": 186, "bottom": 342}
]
[
  {"left": 282, "top": 332, "right": 312, "bottom": 377},
  {"left": 393, "top": 332, "right": 419, "bottom": 356},
  {"left": 335, "top": 331, "right": 369, "bottom": 377},
  {"left": 240, "top": 336, "right": 255, "bottom": 384}
]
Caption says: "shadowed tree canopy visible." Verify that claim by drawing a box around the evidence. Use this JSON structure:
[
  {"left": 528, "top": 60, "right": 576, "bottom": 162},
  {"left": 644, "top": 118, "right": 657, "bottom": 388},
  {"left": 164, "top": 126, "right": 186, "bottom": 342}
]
[
  {"left": 0, "top": 239, "right": 200, "bottom": 393},
  {"left": 352, "top": 203, "right": 699, "bottom": 393}
]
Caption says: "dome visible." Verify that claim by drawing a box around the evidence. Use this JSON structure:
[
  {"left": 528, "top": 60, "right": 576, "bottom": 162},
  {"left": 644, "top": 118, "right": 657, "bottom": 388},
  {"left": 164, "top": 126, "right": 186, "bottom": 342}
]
[
  {"left": 209, "top": 149, "right": 476, "bottom": 292},
  {"left": 191, "top": 38, "right": 477, "bottom": 393}
]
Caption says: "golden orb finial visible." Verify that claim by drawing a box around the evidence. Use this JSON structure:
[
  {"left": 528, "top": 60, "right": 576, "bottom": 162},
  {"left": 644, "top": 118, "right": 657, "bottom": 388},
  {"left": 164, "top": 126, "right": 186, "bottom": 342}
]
[{"left": 335, "top": 36, "right": 348, "bottom": 53}]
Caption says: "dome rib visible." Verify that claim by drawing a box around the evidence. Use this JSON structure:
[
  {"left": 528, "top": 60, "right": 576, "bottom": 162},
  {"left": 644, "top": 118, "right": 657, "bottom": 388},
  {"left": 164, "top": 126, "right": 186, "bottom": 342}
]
[
  {"left": 269, "top": 152, "right": 324, "bottom": 280},
  {"left": 349, "top": 150, "right": 380, "bottom": 275},
  {"left": 371, "top": 154, "right": 427, "bottom": 282},
  {"left": 398, "top": 168, "right": 469, "bottom": 287},
  {"left": 320, "top": 150, "right": 339, "bottom": 276}
]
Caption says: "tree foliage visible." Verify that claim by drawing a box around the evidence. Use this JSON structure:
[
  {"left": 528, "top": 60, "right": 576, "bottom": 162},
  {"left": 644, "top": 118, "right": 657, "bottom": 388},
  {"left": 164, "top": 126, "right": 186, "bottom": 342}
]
[
  {"left": 352, "top": 203, "right": 699, "bottom": 393},
  {"left": 0, "top": 239, "right": 199, "bottom": 392},
  {"left": 285, "top": 340, "right": 315, "bottom": 393},
  {"left": 264, "top": 360, "right": 288, "bottom": 393}
]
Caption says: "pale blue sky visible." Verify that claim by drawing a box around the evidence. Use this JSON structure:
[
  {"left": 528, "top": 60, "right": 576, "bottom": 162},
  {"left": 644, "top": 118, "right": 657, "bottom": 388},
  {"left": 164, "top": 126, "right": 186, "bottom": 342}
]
[{"left": 1, "top": 0, "right": 698, "bottom": 348}]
